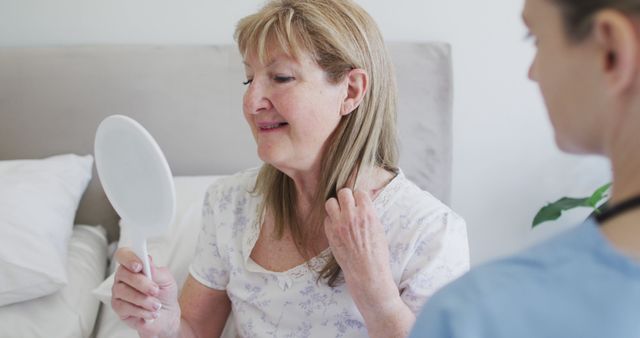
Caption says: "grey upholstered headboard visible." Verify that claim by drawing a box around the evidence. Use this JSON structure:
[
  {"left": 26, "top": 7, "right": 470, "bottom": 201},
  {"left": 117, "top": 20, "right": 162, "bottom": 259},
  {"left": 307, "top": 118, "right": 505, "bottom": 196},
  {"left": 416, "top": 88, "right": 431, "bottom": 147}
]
[{"left": 0, "top": 43, "right": 452, "bottom": 242}]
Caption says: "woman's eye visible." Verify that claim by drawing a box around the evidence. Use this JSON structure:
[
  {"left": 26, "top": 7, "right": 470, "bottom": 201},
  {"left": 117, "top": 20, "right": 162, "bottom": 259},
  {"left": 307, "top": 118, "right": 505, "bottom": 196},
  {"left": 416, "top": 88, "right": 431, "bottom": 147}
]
[
  {"left": 242, "top": 79, "right": 253, "bottom": 86},
  {"left": 274, "top": 76, "right": 294, "bottom": 83}
]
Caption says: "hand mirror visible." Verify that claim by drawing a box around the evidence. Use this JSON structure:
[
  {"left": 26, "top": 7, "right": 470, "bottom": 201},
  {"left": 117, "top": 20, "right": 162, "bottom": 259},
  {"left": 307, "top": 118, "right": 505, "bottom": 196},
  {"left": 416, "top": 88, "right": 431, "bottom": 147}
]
[{"left": 95, "top": 115, "right": 175, "bottom": 279}]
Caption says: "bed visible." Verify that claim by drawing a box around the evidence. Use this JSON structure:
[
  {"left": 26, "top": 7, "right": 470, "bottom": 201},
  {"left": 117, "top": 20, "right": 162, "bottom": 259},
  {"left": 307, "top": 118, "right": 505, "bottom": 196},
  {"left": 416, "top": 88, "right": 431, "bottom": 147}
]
[{"left": 0, "top": 42, "right": 453, "bottom": 337}]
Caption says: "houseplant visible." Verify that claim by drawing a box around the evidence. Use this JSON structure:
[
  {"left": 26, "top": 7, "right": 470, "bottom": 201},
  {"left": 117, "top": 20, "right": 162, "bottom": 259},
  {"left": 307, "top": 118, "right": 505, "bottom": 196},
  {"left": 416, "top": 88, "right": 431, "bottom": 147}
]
[{"left": 532, "top": 183, "right": 611, "bottom": 227}]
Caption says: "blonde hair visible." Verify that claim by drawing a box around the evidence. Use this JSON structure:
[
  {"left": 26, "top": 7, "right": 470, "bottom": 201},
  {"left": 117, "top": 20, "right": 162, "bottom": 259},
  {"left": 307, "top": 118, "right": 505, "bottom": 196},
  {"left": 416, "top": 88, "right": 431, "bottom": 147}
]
[{"left": 235, "top": 0, "right": 398, "bottom": 286}]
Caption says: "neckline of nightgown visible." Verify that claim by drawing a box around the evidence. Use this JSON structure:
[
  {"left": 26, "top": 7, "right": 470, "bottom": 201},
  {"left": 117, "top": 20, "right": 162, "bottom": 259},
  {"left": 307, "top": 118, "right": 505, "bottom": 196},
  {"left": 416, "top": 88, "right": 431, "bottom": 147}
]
[{"left": 242, "top": 169, "right": 405, "bottom": 280}]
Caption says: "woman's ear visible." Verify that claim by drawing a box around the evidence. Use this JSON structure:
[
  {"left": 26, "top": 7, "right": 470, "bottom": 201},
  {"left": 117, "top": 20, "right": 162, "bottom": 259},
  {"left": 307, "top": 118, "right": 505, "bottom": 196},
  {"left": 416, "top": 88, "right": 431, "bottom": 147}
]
[
  {"left": 341, "top": 69, "right": 368, "bottom": 116},
  {"left": 593, "top": 10, "right": 640, "bottom": 95}
]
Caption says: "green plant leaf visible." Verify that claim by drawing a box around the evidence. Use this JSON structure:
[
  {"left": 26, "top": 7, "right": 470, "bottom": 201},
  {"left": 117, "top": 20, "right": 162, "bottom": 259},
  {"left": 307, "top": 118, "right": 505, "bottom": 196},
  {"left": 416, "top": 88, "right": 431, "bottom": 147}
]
[
  {"left": 586, "top": 182, "right": 612, "bottom": 208},
  {"left": 532, "top": 197, "right": 589, "bottom": 228},
  {"left": 532, "top": 205, "right": 563, "bottom": 227},
  {"left": 532, "top": 182, "right": 612, "bottom": 228}
]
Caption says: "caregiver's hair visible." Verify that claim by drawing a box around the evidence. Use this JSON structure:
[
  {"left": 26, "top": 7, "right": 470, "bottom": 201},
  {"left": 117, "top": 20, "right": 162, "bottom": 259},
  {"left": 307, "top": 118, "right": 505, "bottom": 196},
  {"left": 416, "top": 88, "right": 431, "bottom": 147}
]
[
  {"left": 235, "top": 0, "right": 398, "bottom": 286},
  {"left": 552, "top": 0, "right": 640, "bottom": 41}
]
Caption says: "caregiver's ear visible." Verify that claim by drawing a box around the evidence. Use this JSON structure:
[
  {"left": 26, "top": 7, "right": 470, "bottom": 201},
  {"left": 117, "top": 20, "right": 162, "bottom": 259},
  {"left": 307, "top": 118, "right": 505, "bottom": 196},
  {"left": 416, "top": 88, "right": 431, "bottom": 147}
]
[
  {"left": 341, "top": 68, "right": 368, "bottom": 116},
  {"left": 592, "top": 9, "right": 640, "bottom": 95}
]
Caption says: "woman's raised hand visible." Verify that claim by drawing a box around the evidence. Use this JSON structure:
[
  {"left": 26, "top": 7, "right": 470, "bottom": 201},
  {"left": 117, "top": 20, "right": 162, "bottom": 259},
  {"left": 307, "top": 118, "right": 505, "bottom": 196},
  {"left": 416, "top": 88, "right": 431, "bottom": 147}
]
[
  {"left": 324, "top": 188, "right": 400, "bottom": 314},
  {"left": 111, "top": 248, "right": 181, "bottom": 338}
]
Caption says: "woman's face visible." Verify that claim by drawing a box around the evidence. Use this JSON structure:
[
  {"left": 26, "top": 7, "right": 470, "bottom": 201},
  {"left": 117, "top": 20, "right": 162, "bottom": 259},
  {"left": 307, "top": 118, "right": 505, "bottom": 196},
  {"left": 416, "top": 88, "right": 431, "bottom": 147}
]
[
  {"left": 242, "top": 47, "right": 347, "bottom": 175},
  {"left": 523, "top": 0, "right": 605, "bottom": 154}
]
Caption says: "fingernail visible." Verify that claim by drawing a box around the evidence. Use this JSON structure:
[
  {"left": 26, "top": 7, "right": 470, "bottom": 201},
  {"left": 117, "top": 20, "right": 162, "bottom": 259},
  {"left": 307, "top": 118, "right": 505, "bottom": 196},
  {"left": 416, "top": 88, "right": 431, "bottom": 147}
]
[
  {"left": 131, "top": 263, "right": 141, "bottom": 272},
  {"left": 152, "top": 311, "right": 159, "bottom": 319},
  {"left": 152, "top": 301, "right": 162, "bottom": 311},
  {"left": 150, "top": 285, "right": 159, "bottom": 296}
]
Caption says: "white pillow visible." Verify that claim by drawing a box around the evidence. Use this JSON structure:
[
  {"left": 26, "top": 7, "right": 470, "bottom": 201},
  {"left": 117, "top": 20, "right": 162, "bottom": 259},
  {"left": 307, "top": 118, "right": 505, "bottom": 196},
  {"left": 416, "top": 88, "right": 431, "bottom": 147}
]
[
  {"left": 0, "top": 225, "right": 108, "bottom": 337},
  {"left": 93, "top": 175, "right": 221, "bottom": 337},
  {"left": 0, "top": 154, "right": 93, "bottom": 306}
]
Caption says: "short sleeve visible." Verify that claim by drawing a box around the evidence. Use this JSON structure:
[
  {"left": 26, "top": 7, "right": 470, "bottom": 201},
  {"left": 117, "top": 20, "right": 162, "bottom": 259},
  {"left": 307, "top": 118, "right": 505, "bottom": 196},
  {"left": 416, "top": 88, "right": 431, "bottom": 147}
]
[
  {"left": 399, "top": 211, "right": 470, "bottom": 313},
  {"left": 188, "top": 185, "right": 230, "bottom": 290}
]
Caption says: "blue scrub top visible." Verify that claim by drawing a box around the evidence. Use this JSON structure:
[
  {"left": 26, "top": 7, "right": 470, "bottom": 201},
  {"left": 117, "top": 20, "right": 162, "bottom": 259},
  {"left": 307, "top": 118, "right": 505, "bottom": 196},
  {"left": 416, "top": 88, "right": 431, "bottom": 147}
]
[{"left": 410, "top": 218, "right": 640, "bottom": 338}]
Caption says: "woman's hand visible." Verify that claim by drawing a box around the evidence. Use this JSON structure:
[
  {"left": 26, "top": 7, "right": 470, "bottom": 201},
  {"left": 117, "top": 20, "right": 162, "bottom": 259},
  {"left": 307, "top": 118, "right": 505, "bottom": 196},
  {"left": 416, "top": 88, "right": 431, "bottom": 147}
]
[
  {"left": 111, "top": 248, "right": 181, "bottom": 338},
  {"left": 324, "top": 188, "right": 415, "bottom": 337},
  {"left": 324, "top": 189, "right": 398, "bottom": 311}
]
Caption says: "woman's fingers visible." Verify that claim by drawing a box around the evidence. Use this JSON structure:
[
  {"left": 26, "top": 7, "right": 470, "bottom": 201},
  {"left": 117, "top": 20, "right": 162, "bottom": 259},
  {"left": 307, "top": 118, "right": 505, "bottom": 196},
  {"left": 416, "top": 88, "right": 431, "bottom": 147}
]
[
  {"left": 114, "top": 247, "right": 144, "bottom": 273},
  {"left": 337, "top": 188, "right": 356, "bottom": 209},
  {"left": 353, "top": 189, "right": 373, "bottom": 210},
  {"left": 325, "top": 196, "right": 341, "bottom": 221},
  {"left": 324, "top": 198, "right": 340, "bottom": 245},
  {"left": 112, "top": 280, "right": 162, "bottom": 312},
  {"left": 111, "top": 267, "right": 162, "bottom": 323},
  {"left": 113, "top": 248, "right": 159, "bottom": 297},
  {"left": 325, "top": 188, "right": 366, "bottom": 232},
  {"left": 110, "top": 249, "right": 180, "bottom": 337},
  {"left": 111, "top": 297, "right": 159, "bottom": 321},
  {"left": 114, "top": 265, "right": 159, "bottom": 296},
  {"left": 325, "top": 187, "right": 388, "bottom": 250}
]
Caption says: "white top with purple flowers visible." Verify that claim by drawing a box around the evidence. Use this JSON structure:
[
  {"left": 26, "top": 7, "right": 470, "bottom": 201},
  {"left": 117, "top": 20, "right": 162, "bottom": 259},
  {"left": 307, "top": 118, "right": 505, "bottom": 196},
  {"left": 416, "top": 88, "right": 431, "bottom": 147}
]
[{"left": 189, "top": 167, "right": 469, "bottom": 338}]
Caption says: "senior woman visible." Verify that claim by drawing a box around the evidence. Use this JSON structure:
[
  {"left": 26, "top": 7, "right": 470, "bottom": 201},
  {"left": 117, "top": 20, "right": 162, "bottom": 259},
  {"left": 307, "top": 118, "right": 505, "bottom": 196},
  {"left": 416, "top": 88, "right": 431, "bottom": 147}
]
[
  {"left": 110, "top": 0, "right": 469, "bottom": 337},
  {"left": 411, "top": 0, "right": 640, "bottom": 337}
]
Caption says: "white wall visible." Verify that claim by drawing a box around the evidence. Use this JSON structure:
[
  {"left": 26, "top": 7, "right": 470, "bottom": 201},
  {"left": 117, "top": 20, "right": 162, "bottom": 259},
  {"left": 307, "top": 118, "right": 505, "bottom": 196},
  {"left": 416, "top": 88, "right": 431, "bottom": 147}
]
[{"left": 0, "top": 0, "right": 611, "bottom": 265}]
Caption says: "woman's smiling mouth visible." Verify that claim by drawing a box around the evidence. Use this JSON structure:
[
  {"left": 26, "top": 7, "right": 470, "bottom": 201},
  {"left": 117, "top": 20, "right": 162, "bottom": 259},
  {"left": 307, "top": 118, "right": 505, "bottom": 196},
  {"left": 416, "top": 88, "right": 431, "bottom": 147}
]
[{"left": 257, "top": 121, "right": 289, "bottom": 132}]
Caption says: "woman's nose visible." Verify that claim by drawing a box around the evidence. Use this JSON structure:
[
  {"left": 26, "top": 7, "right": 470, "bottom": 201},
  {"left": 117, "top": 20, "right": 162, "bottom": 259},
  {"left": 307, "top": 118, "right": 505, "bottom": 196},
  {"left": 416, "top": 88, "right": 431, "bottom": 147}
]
[{"left": 243, "top": 81, "right": 272, "bottom": 115}]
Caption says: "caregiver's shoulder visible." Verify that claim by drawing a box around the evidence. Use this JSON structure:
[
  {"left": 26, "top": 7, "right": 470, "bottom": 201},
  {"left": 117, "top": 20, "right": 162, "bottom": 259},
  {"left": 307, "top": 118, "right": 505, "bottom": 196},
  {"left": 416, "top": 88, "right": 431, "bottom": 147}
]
[{"left": 411, "top": 220, "right": 609, "bottom": 335}]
